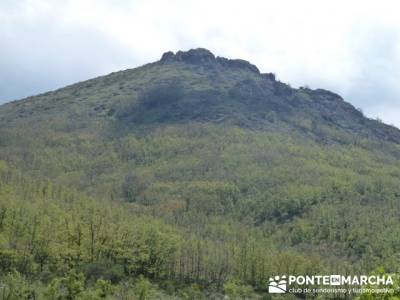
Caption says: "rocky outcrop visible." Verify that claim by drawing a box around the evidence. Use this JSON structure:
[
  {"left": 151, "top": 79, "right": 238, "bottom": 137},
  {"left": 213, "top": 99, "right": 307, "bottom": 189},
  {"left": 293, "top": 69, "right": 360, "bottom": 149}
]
[
  {"left": 160, "top": 48, "right": 260, "bottom": 73},
  {"left": 311, "top": 89, "right": 343, "bottom": 101},
  {"left": 160, "top": 48, "right": 215, "bottom": 65},
  {"left": 262, "top": 72, "right": 276, "bottom": 81},
  {"left": 216, "top": 57, "right": 259, "bottom": 73}
]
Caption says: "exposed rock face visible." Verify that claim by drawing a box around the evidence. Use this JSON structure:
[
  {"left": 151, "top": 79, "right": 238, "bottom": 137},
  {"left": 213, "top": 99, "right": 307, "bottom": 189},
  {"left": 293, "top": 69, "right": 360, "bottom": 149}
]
[
  {"left": 176, "top": 48, "right": 216, "bottom": 64},
  {"left": 216, "top": 57, "right": 260, "bottom": 73},
  {"left": 160, "top": 51, "right": 175, "bottom": 62},
  {"left": 311, "top": 89, "right": 343, "bottom": 101},
  {"left": 160, "top": 48, "right": 215, "bottom": 65},
  {"left": 160, "top": 48, "right": 260, "bottom": 74},
  {"left": 262, "top": 73, "right": 276, "bottom": 81}
]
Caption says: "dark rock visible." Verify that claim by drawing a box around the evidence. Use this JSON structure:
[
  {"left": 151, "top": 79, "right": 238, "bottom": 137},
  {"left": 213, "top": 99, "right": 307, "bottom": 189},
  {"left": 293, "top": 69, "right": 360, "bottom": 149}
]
[
  {"left": 229, "top": 79, "right": 273, "bottom": 101},
  {"left": 160, "top": 48, "right": 260, "bottom": 73},
  {"left": 160, "top": 51, "right": 175, "bottom": 62},
  {"left": 175, "top": 48, "right": 216, "bottom": 65},
  {"left": 311, "top": 89, "right": 343, "bottom": 101},
  {"left": 262, "top": 73, "right": 276, "bottom": 81},
  {"left": 216, "top": 57, "right": 260, "bottom": 73}
]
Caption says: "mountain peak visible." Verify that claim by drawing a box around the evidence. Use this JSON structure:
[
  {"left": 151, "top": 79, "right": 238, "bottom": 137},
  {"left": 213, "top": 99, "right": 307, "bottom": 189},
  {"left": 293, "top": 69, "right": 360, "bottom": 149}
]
[
  {"left": 160, "top": 48, "right": 260, "bottom": 74},
  {"left": 160, "top": 48, "right": 215, "bottom": 64}
]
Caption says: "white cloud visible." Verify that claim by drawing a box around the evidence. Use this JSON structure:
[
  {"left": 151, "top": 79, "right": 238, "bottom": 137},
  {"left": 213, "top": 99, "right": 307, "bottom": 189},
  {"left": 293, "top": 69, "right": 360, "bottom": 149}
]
[{"left": 1, "top": 0, "right": 400, "bottom": 126}]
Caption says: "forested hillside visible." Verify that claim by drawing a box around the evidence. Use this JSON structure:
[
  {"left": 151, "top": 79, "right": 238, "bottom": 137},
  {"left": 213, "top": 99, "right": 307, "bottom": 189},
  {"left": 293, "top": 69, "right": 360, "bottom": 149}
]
[{"left": 0, "top": 48, "right": 399, "bottom": 299}]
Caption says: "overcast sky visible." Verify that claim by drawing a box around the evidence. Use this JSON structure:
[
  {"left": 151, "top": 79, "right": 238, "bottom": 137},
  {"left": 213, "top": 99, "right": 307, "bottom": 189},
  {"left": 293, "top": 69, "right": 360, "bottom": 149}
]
[{"left": 1, "top": 0, "right": 400, "bottom": 127}]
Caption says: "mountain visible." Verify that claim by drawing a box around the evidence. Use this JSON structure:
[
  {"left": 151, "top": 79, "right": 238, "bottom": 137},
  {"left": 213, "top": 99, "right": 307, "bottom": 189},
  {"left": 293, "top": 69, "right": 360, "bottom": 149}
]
[
  {"left": 0, "top": 48, "right": 399, "bottom": 298},
  {"left": 2, "top": 48, "right": 399, "bottom": 142}
]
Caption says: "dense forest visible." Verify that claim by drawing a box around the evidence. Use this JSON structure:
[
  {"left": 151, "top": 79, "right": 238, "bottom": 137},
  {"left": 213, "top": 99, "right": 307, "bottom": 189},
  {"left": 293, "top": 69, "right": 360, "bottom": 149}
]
[{"left": 0, "top": 49, "right": 399, "bottom": 299}]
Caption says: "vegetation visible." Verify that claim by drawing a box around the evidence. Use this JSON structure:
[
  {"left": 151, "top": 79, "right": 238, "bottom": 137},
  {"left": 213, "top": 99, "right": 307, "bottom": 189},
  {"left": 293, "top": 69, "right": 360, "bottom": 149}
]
[{"left": 0, "top": 49, "right": 399, "bottom": 298}]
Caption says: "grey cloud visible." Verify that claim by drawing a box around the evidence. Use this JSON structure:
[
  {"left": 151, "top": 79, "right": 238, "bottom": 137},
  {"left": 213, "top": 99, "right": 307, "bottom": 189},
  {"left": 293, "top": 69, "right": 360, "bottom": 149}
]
[
  {"left": 0, "top": 13, "right": 138, "bottom": 102},
  {"left": 340, "top": 28, "right": 400, "bottom": 125}
]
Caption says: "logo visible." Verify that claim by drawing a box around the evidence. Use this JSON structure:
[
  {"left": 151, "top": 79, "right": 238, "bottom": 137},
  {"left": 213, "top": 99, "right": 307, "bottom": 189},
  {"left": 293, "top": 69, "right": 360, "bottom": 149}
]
[
  {"left": 330, "top": 275, "right": 341, "bottom": 286},
  {"left": 268, "top": 275, "right": 287, "bottom": 293},
  {"left": 267, "top": 274, "right": 394, "bottom": 294}
]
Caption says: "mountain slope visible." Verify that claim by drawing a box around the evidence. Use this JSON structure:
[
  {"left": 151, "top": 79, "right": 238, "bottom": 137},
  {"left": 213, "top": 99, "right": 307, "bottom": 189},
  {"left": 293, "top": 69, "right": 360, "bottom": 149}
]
[
  {"left": 0, "top": 48, "right": 400, "bottom": 298},
  {"left": 2, "top": 48, "right": 400, "bottom": 143}
]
